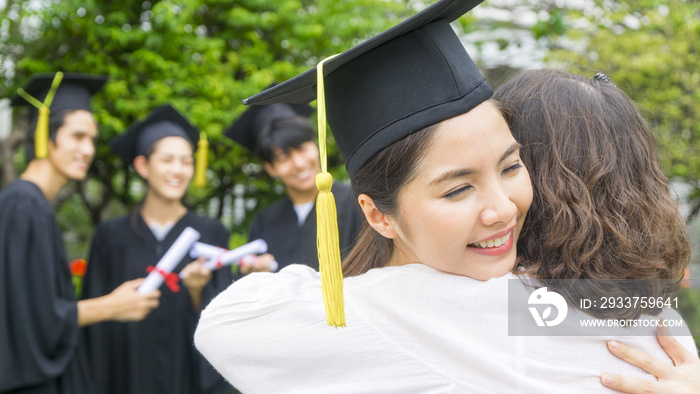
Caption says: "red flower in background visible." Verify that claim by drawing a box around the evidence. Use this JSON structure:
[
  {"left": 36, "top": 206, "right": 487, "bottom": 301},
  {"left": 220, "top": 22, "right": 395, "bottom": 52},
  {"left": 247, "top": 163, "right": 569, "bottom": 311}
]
[{"left": 70, "top": 258, "right": 87, "bottom": 277}]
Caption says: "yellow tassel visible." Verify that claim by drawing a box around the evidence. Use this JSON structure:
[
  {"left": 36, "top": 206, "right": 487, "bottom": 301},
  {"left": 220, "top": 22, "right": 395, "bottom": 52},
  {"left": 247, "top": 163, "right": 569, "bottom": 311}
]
[
  {"left": 35, "top": 106, "right": 49, "bottom": 159},
  {"left": 16, "top": 72, "right": 63, "bottom": 160},
  {"left": 316, "top": 54, "right": 345, "bottom": 327},
  {"left": 194, "top": 132, "right": 208, "bottom": 188},
  {"left": 316, "top": 172, "right": 345, "bottom": 327}
]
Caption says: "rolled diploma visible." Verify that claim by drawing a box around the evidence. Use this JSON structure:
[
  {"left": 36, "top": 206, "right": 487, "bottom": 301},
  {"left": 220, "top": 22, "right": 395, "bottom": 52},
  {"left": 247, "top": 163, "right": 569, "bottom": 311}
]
[
  {"left": 137, "top": 227, "right": 201, "bottom": 294},
  {"left": 189, "top": 239, "right": 268, "bottom": 270},
  {"left": 179, "top": 254, "right": 278, "bottom": 279},
  {"left": 237, "top": 254, "right": 279, "bottom": 272},
  {"left": 202, "top": 239, "right": 267, "bottom": 270},
  {"left": 189, "top": 242, "right": 226, "bottom": 260}
]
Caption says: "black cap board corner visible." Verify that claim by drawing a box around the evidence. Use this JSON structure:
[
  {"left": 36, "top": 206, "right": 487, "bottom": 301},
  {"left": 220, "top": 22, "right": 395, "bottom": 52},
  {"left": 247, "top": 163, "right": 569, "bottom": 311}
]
[
  {"left": 224, "top": 101, "right": 314, "bottom": 153},
  {"left": 11, "top": 72, "right": 109, "bottom": 112}
]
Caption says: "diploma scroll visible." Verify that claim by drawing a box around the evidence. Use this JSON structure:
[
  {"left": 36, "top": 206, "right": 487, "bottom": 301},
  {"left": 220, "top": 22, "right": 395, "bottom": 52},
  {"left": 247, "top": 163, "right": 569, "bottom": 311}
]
[
  {"left": 188, "top": 239, "right": 277, "bottom": 272},
  {"left": 137, "top": 227, "right": 201, "bottom": 294},
  {"left": 189, "top": 242, "right": 226, "bottom": 260},
  {"left": 236, "top": 254, "right": 279, "bottom": 273}
]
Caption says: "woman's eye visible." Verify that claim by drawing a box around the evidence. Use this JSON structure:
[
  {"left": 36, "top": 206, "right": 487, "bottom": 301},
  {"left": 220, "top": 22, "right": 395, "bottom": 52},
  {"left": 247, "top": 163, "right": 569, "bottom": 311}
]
[
  {"left": 444, "top": 185, "right": 472, "bottom": 199},
  {"left": 503, "top": 162, "right": 522, "bottom": 174}
]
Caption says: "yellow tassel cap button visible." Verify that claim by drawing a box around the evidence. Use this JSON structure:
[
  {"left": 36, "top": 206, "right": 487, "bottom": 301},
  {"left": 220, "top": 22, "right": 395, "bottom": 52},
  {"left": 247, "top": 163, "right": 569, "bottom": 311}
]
[{"left": 316, "top": 172, "right": 333, "bottom": 192}]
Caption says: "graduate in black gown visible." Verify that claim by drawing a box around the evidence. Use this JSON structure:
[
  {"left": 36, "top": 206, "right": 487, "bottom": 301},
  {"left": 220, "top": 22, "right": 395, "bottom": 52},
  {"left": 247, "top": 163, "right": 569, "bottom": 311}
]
[
  {"left": 81, "top": 104, "right": 233, "bottom": 394},
  {"left": 225, "top": 104, "right": 362, "bottom": 273},
  {"left": 0, "top": 73, "right": 161, "bottom": 394}
]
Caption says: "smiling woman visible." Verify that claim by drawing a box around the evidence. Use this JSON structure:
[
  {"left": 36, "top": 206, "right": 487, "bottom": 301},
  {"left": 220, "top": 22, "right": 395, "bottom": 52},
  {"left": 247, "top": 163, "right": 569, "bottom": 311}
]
[
  {"left": 194, "top": 0, "right": 698, "bottom": 392},
  {"left": 80, "top": 104, "right": 232, "bottom": 394},
  {"left": 355, "top": 100, "right": 532, "bottom": 281},
  {"left": 133, "top": 136, "right": 195, "bottom": 202}
]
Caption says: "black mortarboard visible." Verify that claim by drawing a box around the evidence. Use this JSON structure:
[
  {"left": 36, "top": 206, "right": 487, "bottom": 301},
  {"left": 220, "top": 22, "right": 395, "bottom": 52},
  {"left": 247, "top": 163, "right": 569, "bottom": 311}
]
[
  {"left": 224, "top": 102, "right": 314, "bottom": 153},
  {"left": 10, "top": 72, "right": 108, "bottom": 112},
  {"left": 110, "top": 104, "right": 199, "bottom": 163},
  {"left": 244, "top": 0, "right": 491, "bottom": 328},
  {"left": 11, "top": 72, "right": 108, "bottom": 159},
  {"left": 244, "top": 0, "right": 492, "bottom": 177}
]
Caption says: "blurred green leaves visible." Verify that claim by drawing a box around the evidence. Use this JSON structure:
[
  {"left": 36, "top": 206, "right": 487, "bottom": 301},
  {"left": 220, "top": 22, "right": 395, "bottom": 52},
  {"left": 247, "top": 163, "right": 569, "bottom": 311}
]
[
  {"left": 1, "top": 0, "right": 411, "bottom": 258},
  {"left": 546, "top": 0, "right": 700, "bottom": 220}
]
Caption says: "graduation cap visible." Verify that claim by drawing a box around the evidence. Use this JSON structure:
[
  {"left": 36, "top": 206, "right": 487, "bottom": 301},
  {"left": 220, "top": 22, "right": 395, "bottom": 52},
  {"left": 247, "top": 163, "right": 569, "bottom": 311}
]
[
  {"left": 244, "top": 0, "right": 492, "bottom": 328},
  {"left": 224, "top": 102, "right": 314, "bottom": 155},
  {"left": 11, "top": 72, "right": 108, "bottom": 159},
  {"left": 110, "top": 104, "right": 209, "bottom": 187}
]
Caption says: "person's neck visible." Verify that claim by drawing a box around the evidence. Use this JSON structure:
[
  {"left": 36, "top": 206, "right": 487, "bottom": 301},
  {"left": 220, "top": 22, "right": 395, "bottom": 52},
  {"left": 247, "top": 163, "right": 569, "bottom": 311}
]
[
  {"left": 386, "top": 245, "right": 415, "bottom": 268},
  {"left": 287, "top": 187, "right": 319, "bottom": 205},
  {"left": 20, "top": 159, "right": 69, "bottom": 201},
  {"left": 140, "top": 192, "right": 187, "bottom": 226}
]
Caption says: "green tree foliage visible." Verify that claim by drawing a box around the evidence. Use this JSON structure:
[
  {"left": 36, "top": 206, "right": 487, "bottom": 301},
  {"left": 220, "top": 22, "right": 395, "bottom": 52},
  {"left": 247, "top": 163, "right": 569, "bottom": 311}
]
[
  {"left": 0, "top": 0, "right": 412, "bottom": 258},
  {"left": 545, "top": 0, "right": 700, "bottom": 220}
]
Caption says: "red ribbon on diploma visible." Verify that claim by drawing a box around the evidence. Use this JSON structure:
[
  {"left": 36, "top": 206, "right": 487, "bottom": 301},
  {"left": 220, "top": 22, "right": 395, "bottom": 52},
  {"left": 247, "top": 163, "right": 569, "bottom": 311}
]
[
  {"left": 214, "top": 250, "right": 228, "bottom": 269},
  {"left": 146, "top": 265, "right": 180, "bottom": 292}
]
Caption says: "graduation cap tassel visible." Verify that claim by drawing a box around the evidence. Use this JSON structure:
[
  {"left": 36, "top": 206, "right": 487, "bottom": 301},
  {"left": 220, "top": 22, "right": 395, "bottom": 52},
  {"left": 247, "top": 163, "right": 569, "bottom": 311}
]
[
  {"left": 194, "top": 131, "right": 208, "bottom": 188},
  {"left": 315, "top": 54, "right": 345, "bottom": 328},
  {"left": 34, "top": 106, "right": 50, "bottom": 159},
  {"left": 15, "top": 72, "right": 63, "bottom": 159}
]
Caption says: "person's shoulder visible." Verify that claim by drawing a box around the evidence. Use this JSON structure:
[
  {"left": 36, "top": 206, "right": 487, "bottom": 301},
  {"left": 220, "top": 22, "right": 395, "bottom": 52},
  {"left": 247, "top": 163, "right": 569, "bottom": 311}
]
[
  {"left": 0, "top": 180, "right": 45, "bottom": 202},
  {"left": 92, "top": 215, "right": 131, "bottom": 243},
  {"left": 0, "top": 180, "right": 51, "bottom": 216},
  {"left": 96, "top": 215, "right": 130, "bottom": 232}
]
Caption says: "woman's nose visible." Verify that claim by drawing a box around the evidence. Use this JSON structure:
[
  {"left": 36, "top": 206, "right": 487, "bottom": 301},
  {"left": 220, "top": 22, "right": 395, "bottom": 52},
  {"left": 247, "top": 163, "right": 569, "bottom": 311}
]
[{"left": 479, "top": 185, "right": 518, "bottom": 226}]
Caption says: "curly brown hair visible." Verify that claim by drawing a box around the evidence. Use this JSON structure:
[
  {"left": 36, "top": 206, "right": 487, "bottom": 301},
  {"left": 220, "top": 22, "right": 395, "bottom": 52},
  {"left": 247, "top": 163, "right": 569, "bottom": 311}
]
[{"left": 494, "top": 69, "right": 689, "bottom": 319}]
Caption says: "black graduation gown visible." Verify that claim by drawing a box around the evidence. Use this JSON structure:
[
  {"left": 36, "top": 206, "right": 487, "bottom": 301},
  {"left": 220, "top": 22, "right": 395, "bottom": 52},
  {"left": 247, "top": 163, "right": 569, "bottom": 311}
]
[
  {"left": 248, "top": 182, "right": 362, "bottom": 271},
  {"left": 0, "top": 180, "right": 92, "bottom": 394},
  {"left": 80, "top": 211, "right": 232, "bottom": 394}
]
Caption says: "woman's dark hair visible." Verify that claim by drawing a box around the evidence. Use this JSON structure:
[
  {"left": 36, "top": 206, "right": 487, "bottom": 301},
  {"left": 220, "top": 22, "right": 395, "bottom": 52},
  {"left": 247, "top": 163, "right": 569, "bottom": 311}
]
[
  {"left": 256, "top": 116, "right": 315, "bottom": 163},
  {"left": 495, "top": 69, "right": 689, "bottom": 319},
  {"left": 25, "top": 108, "right": 77, "bottom": 161},
  {"left": 342, "top": 123, "right": 439, "bottom": 277}
]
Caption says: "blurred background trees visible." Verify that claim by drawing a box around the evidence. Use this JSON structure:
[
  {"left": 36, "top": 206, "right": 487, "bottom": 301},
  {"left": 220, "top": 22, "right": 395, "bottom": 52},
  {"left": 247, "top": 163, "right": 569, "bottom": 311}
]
[{"left": 0, "top": 0, "right": 411, "bottom": 256}]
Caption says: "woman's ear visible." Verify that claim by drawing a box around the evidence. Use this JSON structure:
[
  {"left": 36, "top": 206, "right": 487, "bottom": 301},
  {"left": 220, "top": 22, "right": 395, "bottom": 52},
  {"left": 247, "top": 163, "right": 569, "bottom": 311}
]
[
  {"left": 132, "top": 155, "right": 149, "bottom": 180},
  {"left": 357, "top": 194, "right": 397, "bottom": 239}
]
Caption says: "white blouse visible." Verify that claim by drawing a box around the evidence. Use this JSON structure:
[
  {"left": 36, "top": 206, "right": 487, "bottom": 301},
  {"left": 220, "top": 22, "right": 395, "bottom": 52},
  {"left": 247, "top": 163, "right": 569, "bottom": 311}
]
[{"left": 195, "top": 264, "right": 696, "bottom": 393}]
